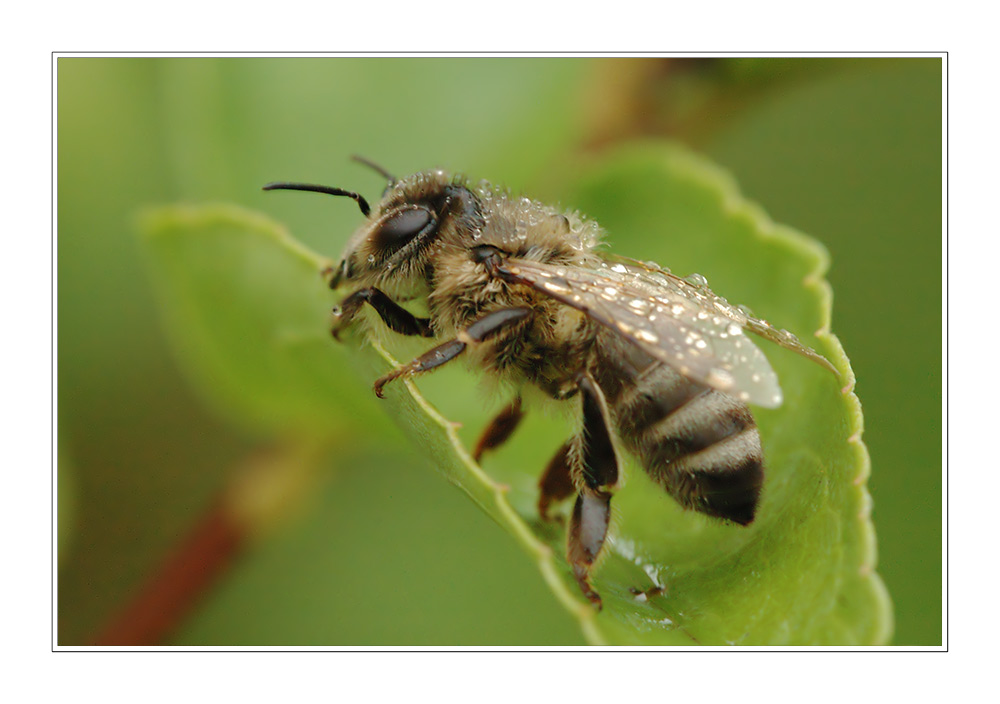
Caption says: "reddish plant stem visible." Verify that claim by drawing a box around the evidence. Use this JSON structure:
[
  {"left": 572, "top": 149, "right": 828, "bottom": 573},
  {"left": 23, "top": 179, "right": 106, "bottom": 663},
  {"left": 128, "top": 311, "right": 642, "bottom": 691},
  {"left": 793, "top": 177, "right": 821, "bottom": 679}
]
[{"left": 89, "top": 495, "right": 245, "bottom": 646}]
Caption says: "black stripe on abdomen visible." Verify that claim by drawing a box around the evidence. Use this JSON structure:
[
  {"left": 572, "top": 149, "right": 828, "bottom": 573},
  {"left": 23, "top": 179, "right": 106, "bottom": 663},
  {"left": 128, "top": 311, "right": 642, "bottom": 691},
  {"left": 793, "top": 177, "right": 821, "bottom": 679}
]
[{"left": 608, "top": 367, "right": 764, "bottom": 525}]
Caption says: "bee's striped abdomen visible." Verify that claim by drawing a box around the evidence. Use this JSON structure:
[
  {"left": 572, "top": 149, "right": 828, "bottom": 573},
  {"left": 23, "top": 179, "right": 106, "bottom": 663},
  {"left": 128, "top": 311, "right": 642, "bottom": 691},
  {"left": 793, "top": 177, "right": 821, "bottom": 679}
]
[{"left": 593, "top": 336, "right": 764, "bottom": 525}]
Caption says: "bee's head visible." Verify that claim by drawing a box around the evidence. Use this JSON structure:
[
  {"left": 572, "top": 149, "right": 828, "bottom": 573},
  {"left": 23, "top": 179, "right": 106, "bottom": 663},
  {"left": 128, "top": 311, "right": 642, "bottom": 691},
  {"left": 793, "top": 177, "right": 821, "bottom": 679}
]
[{"left": 264, "top": 157, "right": 481, "bottom": 294}]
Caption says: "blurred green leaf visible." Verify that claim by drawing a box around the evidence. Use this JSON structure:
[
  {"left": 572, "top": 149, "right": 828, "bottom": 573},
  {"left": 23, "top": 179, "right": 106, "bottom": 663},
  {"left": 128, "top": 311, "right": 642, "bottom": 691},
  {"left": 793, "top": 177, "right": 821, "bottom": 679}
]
[
  {"left": 141, "top": 142, "right": 890, "bottom": 645},
  {"left": 140, "top": 205, "right": 380, "bottom": 438},
  {"left": 57, "top": 443, "right": 77, "bottom": 562}
]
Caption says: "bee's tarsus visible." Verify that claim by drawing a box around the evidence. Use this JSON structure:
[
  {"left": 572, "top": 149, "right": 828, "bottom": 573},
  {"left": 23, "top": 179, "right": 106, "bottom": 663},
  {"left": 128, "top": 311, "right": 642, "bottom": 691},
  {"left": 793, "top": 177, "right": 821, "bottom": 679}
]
[
  {"left": 569, "top": 492, "right": 612, "bottom": 611},
  {"left": 373, "top": 372, "right": 398, "bottom": 399},
  {"left": 325, "top": 260, "right": 349, "bottom": 290}
]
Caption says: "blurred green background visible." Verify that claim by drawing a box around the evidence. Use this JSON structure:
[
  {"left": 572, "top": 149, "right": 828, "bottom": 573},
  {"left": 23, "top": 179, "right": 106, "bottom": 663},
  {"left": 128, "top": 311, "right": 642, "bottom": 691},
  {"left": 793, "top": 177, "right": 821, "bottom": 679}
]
[{"left": 57, "top": 57, "right": 941, "bottom": 646}]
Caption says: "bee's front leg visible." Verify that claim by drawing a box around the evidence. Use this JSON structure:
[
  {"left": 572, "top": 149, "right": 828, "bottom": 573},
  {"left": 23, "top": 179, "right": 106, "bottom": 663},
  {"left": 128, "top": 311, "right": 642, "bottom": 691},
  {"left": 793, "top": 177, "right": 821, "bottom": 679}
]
[
  {"left": 332, "top": 287, "right": 434, "bottom": 340},
  {"left": 373, "top": 307, "right": 532, "bottom": 398}
]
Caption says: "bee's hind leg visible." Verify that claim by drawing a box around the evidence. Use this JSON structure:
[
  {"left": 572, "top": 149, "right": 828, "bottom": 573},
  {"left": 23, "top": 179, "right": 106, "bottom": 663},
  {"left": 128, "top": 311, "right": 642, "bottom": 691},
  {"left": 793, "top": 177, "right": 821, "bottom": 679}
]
[
  {"left": 537, "top": 441, "right": 575, "bottom": 522},
  {"left": 473, "top": 396, "right": 524, "bottom": 462},
  {"left": 566, "top": 373, "right": 620, "bottom": 611}
]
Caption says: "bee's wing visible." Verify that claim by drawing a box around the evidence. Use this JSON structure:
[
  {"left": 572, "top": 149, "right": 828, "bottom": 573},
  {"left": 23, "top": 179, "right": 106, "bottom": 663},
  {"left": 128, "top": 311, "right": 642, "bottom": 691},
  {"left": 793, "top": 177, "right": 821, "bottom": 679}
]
[
  {"left": 601, "top": 253, "right": 838, "bottom": 375},
  {"left": 499, "top": 255, "right": 825, "bottom": 409}
]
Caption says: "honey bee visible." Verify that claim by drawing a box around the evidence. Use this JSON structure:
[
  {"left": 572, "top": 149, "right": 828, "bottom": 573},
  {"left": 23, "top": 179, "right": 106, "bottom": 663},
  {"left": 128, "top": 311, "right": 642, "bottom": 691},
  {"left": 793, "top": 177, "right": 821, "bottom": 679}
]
[{"left": 264, "top": 157, "right": 835, "bottom": 609}]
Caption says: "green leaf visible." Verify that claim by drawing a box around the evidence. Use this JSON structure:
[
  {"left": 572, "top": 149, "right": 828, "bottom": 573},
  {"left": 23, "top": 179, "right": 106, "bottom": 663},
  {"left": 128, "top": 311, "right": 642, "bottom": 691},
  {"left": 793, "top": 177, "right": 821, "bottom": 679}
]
[
  {"left": 140, "top": 142, "right": 890, "bottom": 645},
  {"left": 139, "top": 205, "right": 378, "bottom": 438}
]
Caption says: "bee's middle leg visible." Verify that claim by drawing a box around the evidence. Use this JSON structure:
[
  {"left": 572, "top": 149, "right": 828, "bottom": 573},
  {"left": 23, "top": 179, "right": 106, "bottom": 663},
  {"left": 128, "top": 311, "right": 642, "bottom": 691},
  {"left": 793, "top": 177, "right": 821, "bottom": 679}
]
[
  {"left": 473, "top": 395, "right": 525, "bottom": 462},
  {"left": 537, "top": 440, "right": 575, "bottom": 521},
  {"left": 373, "top": 307, "right": 532, "bottom": 398}
]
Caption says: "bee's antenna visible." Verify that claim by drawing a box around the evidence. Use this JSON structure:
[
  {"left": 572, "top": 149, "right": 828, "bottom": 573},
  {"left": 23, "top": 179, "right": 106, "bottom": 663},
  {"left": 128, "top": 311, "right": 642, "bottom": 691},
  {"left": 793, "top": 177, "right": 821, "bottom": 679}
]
[
  {"left": 262, "top": 182, "right": 371, "bottom": 217},
  {"left": 350, "top": 155, "right": 397, "bottom": 186}
]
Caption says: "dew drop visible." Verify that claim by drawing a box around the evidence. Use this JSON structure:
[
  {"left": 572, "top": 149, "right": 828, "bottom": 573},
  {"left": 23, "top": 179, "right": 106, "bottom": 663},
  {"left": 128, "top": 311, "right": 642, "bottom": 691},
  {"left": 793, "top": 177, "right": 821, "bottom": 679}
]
[
  {"left": 707, "top": 368, "right": 734, "bottom": 388},
  {"left": 543, "top": 280, "right": 571, "bottom": 294}
]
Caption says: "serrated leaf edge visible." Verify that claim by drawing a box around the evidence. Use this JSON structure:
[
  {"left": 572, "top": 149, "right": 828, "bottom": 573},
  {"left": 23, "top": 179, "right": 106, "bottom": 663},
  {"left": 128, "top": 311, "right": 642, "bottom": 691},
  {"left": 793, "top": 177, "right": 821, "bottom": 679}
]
[
  {"left": 368, "top": 338, "right": 608, "bottom": 645},
  {"left": 646, "top": 143, "right": 892, "bottom": 643}
]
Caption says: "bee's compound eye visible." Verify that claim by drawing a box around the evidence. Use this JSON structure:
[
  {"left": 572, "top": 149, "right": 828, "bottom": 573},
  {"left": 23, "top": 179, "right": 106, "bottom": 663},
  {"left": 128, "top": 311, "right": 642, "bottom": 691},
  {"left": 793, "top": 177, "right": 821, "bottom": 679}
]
[{"left": 375, "top": 206, "right": 433, "bottom": 250}]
